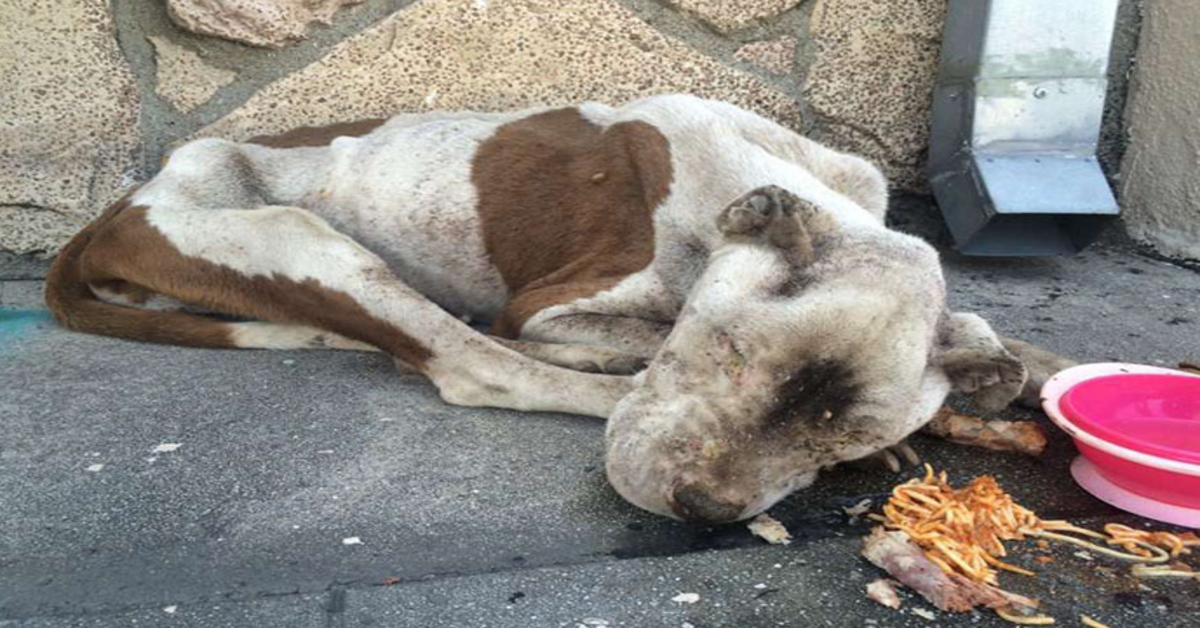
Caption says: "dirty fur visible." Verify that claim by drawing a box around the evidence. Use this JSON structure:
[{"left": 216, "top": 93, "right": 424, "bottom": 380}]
[{"left": 44, "top": 94, "right": 1059, "bottom": 524}]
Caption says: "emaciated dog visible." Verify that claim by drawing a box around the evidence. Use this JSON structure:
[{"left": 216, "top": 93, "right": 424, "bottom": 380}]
[{"left": 45, "top": 95, "right": 1071, "bottom": 523}]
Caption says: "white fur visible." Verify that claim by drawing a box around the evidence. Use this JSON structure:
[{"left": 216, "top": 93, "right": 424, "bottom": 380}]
[
  {"left": 139, "top": 95, "right": 888, "bottom": 328},
  {"left": 228, "top": 322, "right": 378, "bottom": 351},
  {"left": 524, "top": 95, "right": 891, "bottom": 348},
  {"left": 112, "top": 95, "right": 1027, "bottom": 523}
]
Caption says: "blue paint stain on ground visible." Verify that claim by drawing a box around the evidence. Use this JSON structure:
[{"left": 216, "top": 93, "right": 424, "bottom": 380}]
[{"left": 0, "top": 308, "right": 53, "bottom": 352}]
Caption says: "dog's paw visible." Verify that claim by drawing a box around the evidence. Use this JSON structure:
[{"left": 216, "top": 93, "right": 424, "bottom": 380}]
[
  {"left": 864, "top": 440, "right": 922, "bottom": 473},
  {"left": 941, "top": 347, "right": 1027, "bottom": 412},
  {"left": 717, "top": 185, "right": 813, "bottom": 246},
  {"left": 1001, "top": 338, "right": 1077, "bottom": 408},
  {"left": 937, "top": 312, "right": 1028, "bottom": 411},
  {"left": 716, "top": 185, "right": 839, "bottom": 264},
  {"left": 501, "top": 339, "right": 649, "bottom": 375},
  {"left": 718, "top": 185, "right": 793, "bottom": 232},
  {"left": 551, "top": 350, "right": 648, "bottom": 375}
]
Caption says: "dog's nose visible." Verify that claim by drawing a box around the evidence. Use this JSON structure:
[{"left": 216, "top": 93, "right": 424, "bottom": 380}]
[{"left": 669, "top": 482, "right": 746, "bottom": 524}]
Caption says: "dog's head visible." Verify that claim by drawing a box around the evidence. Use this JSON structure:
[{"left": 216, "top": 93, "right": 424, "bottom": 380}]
[{"left": 605, "top": 186, "right": 1025, "bottom": 523}]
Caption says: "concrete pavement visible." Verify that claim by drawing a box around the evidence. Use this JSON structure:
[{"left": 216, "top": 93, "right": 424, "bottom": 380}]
[{"left": 1, "top": 213, "right": 1198, "bottom": 627}]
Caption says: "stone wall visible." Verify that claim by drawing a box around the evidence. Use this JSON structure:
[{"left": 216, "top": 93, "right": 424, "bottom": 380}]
[
  {"left": 1, "top": 0, "right": 1141, "bottom": 256},
  {"left": 1119, "top": 0, "right": 1200, "bottom": 261}
]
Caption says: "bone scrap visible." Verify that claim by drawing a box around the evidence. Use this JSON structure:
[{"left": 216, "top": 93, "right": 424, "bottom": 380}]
[
  {"left": 747, "top": 513, "right": 792, "bottom": 545},
  {"left": 861, "top": 527, "right": 1041, "bottom": 615},
  {"left": 865, "top": 578, "right": 902, "bottom": 609},
  {"left": 923, "top": 406, "right": 1047, "bottom": 456},
  {"left": 861, "top": 465, "right": 1200, "bottom": 624}
]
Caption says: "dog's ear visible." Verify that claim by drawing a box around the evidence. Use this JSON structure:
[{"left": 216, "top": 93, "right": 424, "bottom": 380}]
[
  {"left": 716, "top": 185, "right": 836, "bottom": 264},
  {"left": 934, "top": 312, "right": 1028, "bottom": 411}
]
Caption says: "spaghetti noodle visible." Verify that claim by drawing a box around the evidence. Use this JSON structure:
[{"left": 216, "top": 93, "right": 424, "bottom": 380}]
[{"left": 866, "top": 465, "right": 1196, "bottom": 624}]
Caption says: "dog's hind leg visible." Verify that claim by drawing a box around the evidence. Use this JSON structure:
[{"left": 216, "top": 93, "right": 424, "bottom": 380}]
[
  {"left": 225, "top": 322, "right": 380, "bottom": 351},
  {"left": 87, "top": 273, "right": 379, "bottom": 352},
  {"left": 53, "top": 201, "right": 631, "bottom": 417},
  {"left": 516, "top": 313, "right": 672, "bottom": 360}
]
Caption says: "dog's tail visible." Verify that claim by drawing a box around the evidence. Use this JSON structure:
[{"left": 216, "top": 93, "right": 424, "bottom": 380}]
[{"left": 43, "top": 196, "right": 237, "bottom": 348}]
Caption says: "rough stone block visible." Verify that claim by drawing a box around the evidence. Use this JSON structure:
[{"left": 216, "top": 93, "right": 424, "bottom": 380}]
[
  {"left": 663, "top": 0, "right": 805, "bottom": 34},
  {"left": 164, "top": 0, "right": 363, "bottom": 48},
  {"left": 0, "top": 0, "right": 141, "bottom": 255},
  {"left": 192, "top": 0, "right": 801, "bottom": 143},
  {"left": 803, "top": 0, "right": 947, "bottom": 190},
  {"left": 149, "top": 36, "right": 238, "bottom": 114},
  {"left": 734, "top": 36, "right": 797, "bottom": 75}
]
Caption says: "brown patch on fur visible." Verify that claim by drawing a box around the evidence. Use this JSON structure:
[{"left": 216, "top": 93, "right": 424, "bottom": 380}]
[
  {"left": 494, "top": 277, "right": 624, "bottom": 339},
  {"left": 45, "top": 195, "right": 237, "bottom": 349},
  {"left": 245, "top": 118, "right": 387, "bottom": 149},
  {"left": 471, "top": 108, "right": 673, "bottom": 337},
  {"left": 48, "top": 204, "right": 433, "bottom": 369}
]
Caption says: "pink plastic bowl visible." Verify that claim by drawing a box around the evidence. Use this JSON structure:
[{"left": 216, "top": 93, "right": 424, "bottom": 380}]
[
  {"left": 1043, "top": 364, "right": 1200, "bottom": 512},
  {"left": 1061, "top": 374, "right": 1200, "bottom": 466}
]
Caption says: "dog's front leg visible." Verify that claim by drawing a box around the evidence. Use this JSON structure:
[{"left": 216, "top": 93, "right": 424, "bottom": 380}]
[
  {"left": 423, "top": 343, "right": 633, "bottom": 417},
  {"left": 490, "top": 338, "right": 650, "bottom": 374},
  {"left": 517, "top": 313, "right": 672, "bottom": 361},
  {"left": 1000, "top": 338, "right": 1077, "bottom": 408}
]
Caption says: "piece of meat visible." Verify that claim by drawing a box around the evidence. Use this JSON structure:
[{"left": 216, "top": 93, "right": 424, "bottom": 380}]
[
  {"left": 922, "top": 407, "right": 1047, "bottom": 457},
  {"left": 865, "top": 578, "right": 902, "bottom": 609},
  {"left": 861, "top": 527, "right": 1040, "bottom": 614},
  {"left": 747, "top": 513, "right": 792, "bottom": 545}
]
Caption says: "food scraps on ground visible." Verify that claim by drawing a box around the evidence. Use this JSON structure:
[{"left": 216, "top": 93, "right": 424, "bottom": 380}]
[
  {"left": 1130, "top": 563, "right": 1199, "bottom": 580},
  {"left": 923, "top": 407, "right": 1048, "bottom": 456},
  {"left": 865, "top": 578, "right": 902, "bottom": 609},
  {"left": 1080, "top": 616, "right": 1117, "bottom": 628},
  {"left": 862, "top": 465, "right": 1200, "bottom": 625},
  {"left": 671, "top": 592, "right": 700, "bottom": 604},
  {"left": 911, "top": 607, "right": 937, "bottom": 621},
  {"left": 1105, "top": 524, "right": 1200, "bottom": 558},
  {"left": 862, "top": 527, "right": 1041, "bottom": 615},
  {"left": 747, "top": 513, "right": 792, "bottom": 545},
  {"left": 843, "top": 498, "right": 873, "bottom": 519}
]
